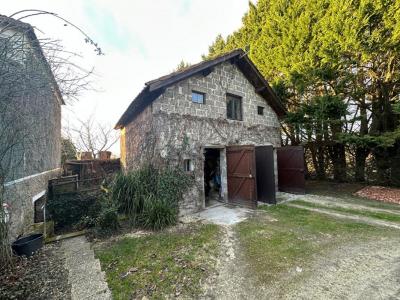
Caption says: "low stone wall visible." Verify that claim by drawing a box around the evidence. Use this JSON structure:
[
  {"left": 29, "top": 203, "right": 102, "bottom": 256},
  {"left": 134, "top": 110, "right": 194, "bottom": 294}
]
[{"left": 3, "top": 168, "right": 61, "bottom": 239}]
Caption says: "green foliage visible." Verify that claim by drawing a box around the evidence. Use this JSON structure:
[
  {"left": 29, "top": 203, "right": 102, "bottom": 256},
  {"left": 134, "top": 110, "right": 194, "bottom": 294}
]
[
  {"left": 111, "top": 165, "right": 157, "bottom": 224},
  {"left": 205, "top": 0, "right": 400, "bottom": 184},
  {"left": 111, "top": 165, "right": 193, "bottom": 230},
  {"left": 139, "top": 195, "right": 178, "bottom": 230},
  {"left": 61, "top": 137, "right": 77, "bottom": 164},
  {"left": 96, "top": 204, "right": 119, "bottom": 231},
  {"left": 48, "top": 186, "right": 121, "bottom": 234},
  {"left": 340, "top": 129, "right": 400, "bottom": 149},
  {"left": 175, "top": 60, "right": 191, "bottom": 71},
  {"left": 47, "top": 191, "right": 100, "bottom": 229}
]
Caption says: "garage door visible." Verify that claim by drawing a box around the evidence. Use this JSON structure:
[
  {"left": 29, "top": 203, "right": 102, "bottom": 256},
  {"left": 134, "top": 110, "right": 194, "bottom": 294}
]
[{"left": 226, "top": 145, "right": 257, "bottom": 207}]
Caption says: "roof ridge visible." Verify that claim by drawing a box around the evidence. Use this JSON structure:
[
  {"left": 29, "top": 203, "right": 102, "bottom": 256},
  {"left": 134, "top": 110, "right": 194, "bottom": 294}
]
[{"left": 145, "top": 49, "right": 244, "bottom": 86}]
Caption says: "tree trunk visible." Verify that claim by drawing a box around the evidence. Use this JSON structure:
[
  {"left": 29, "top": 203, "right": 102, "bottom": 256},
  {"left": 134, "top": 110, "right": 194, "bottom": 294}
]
[
  {"left": 316, "top": 144, "right": 326, "bottom": 180},
  {"left": 355, "top": 101, "right": 369, "bottom": 182},
  {"left": 355, "top": 147, "right": 368, "bottom": 182}
]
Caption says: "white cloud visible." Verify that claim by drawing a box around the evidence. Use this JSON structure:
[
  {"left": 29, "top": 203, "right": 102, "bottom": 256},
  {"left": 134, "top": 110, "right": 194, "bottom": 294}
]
[{"left": 2, "top": 0, "right": 250, "bottom": 155}]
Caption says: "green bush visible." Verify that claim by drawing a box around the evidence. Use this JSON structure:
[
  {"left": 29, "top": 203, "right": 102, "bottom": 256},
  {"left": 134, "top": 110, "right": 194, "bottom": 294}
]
[
  {"left": 47, "top": 186, "right": 120, "bottom": 234},
  {"left": 96, "top": 203, "right": 119, "bottom": 231},
  {"left": 139, "top": 195, "right": 178, "bottom": 230},
  {"left": 73, "top": 215, "right": 97, "bottom": 231},
  {"left": 47, "top": 191, "right": 100, "bottom": 229},
  {"left": 111, "top": 164, "right": 193, "bottom": 230}
]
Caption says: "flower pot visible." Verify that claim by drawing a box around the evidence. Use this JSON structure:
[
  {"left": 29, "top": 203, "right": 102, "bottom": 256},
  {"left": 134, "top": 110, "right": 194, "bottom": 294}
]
[{"left": 12, "top": 233, "right": 43, "bottom": 257}]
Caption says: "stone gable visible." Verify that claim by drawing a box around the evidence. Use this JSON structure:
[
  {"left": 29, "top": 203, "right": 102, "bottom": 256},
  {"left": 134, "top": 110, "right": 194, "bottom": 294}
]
[{"left": 151, "top": 62, "right": 280, "bottom": 128}]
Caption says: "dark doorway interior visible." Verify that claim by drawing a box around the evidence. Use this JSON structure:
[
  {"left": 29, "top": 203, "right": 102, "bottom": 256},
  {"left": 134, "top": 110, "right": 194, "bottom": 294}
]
[
  {"left": 255, "top": 146, "right": 276, "bottom": 204},
  {"left": 204, "top": 148, "right": 221, "bottom": 207}
]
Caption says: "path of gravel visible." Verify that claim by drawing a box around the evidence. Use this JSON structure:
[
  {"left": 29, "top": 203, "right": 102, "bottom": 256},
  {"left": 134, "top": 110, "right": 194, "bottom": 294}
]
[
  {"left": 61, "top": 235, "right": 111, "bottom": 300},
  {"left": 0, "top": 242, "right": 71, "bottom": 300}
]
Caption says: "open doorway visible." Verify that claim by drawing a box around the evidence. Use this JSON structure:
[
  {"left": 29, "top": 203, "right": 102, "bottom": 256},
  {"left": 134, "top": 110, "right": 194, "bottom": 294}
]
[{"left": 204, "top": 148, "right": 222, "bottom": 207}]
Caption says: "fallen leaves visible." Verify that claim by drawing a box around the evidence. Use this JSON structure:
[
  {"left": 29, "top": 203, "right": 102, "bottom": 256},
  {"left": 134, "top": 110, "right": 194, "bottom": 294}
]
[
  {"left": 120, "top": 266, "right": 139, "bottom": 279},
  {"left": 355, "top": 186, "right": 400, "bottom": 204}
]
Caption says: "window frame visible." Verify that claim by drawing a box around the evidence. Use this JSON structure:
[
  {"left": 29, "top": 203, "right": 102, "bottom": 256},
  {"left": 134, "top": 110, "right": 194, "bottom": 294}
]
[
  {"left": 226, "top": 93, "right": 243, "bottom": 121},
  {"left": 191, "top": 90, "right": 205, "bottom": 104}
]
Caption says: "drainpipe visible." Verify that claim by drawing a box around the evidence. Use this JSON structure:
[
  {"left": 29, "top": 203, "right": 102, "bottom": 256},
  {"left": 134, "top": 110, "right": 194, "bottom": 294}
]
[{"left": 41, "top": 204, "right": 46, "bottom": 238}]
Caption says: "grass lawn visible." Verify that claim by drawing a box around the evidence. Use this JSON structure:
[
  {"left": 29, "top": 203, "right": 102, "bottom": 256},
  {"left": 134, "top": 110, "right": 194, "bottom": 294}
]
[
  {"left": 236, "top": 204, "right": 398, "bottom": 290},
  {"left": 95, "top": 223, "right": 220, "bottom": 299},
  {"left": 291, "top": 199, "right": 400, "bottom": 223}
]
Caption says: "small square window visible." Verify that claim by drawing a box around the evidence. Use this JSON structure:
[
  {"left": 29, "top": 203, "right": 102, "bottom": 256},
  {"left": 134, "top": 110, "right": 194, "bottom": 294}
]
[
  {"left": 226, "top": 94, "right": 242, "bottom": 121},
  {"left": 192, "top": 91, "right": 205, "bottom": 104},
  {"left": 184, "top": 159, "right": 193, "bottom": 172},
  {"left": 257, "top": 106, "right": 265, "bottom": 115}
]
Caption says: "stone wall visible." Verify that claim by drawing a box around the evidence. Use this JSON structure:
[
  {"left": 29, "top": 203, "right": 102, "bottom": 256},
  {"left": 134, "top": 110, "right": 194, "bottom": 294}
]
[
  {"left": 152, "top": 62, "right": 280, "bottom": 128},
  {"left": 4, "top": 169, "right": 61, "bottom": 239},
  {"left": 123, "top": 105, "right": 153, "bottom": 170},
  {"left": 151, "top": 112, "right": 280, "bottom": 213},
  {"left": 123, "top": 61, "right": 281, "bottom": 214}
]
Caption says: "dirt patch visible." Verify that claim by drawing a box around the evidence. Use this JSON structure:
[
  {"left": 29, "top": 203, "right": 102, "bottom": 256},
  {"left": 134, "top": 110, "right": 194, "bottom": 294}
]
[
  {"left": 0, "top": 242, "right": 71, "bottom": 300},
  {"left": 202, "top": 225, "right": 266, "bottom": 299},
  {"left": 355, "top": 186, "right": 400, "bottom": 204}
]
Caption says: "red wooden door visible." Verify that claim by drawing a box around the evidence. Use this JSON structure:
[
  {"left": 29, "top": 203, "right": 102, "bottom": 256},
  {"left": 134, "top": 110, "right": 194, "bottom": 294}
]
[
  {"left": 277, "top": 146, "right": 305, "bottom": 194},
  {"left": 226, "top": 145, "right": 257, "bottom": 207}
]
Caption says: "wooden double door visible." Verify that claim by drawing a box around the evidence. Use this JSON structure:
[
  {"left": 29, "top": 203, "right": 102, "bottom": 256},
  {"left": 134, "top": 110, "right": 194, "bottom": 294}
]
[{"left": 226, "top": 145, "right": 276, "bottom": 207}]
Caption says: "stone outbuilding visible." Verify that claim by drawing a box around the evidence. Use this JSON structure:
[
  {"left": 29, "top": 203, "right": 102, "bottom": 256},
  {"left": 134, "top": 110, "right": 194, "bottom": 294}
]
[{"left": 116, "top": 49, "right": 286, "bottom": 213}]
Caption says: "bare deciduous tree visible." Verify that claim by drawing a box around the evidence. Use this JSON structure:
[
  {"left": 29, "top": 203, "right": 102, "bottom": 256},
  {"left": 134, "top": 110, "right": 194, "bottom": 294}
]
[{"left": 65, "top": 115, "right": 119, "bottom": 159}]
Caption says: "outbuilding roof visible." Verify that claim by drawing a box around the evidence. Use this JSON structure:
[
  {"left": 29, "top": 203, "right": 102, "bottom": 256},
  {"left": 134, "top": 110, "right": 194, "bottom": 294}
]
[{"left": 115, "top": 49, "right": 285, "bottom": 129}]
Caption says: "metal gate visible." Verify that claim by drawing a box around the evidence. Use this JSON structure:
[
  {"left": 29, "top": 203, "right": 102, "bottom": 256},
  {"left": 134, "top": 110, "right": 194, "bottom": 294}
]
[
  {"left": 277, "top": 146, "right": 305, "bottom": 194},
  {"left": 226, "top": 145, "right": 257, "bottom": 207},
  {"left": 255, "top": 146, "right": 276, "bottom": 204}
]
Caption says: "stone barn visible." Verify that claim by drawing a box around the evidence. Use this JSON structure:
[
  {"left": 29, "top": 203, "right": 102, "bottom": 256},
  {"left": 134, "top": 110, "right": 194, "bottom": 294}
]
[{"left": 115, "top": 49, "right": 285, "bottom": 214}]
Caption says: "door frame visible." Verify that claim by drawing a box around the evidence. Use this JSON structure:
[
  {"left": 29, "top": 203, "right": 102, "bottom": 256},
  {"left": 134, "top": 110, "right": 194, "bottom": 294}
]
[{"left": 202, "top": 145, "right": 228, "bottom": 207}]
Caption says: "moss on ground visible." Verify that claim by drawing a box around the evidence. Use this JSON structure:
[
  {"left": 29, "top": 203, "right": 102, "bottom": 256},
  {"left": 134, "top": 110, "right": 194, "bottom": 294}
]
[{"left": 96, "top": 223, "right": 220, "bottom": 299}]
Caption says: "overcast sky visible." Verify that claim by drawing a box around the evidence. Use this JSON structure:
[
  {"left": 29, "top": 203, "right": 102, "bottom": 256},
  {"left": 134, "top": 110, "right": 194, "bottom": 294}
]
[{"left": 2, "top": 1, "right": 251, "bottom": 155}]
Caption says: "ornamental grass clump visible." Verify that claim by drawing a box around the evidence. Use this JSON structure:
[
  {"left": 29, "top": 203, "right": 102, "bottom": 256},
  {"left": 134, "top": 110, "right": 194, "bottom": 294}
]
[
  {"left": 139, "top": 194, "right": 178, "bottom": 230},
  {"left": 111, "top": 164, "right": 192, "bottom": 230}
]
